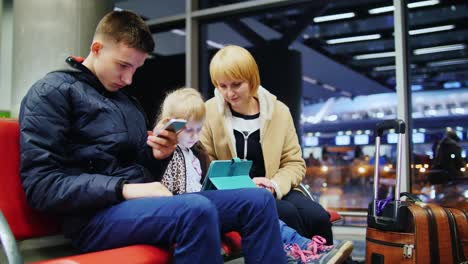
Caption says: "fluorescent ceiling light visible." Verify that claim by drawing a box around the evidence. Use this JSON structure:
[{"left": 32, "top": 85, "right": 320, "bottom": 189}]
[
  {"left": 428, "top": 58, "right": 468, "bottom": 67},
  {"left": 171, "top": 29, "right": 186, "bottom": 36},
  {"left": 371, "top": 64, "right": 416, "bottom": 71},
  {"left": 374, "top": 65, "right": 396, "bottom": 71},
  {"left": 206, "top": 40, "right": 224, "bottom": 49},
  {"left": 411, "top": 84, "right": 423, "bottom": 91},
  {"left": 369, "top": 0, "right": 439, "bottom": 14},
  {"left": 313, "top": 12, "right": 355, "bottom": 23},
  {"left": 303, "top": 76, "right": 318, "bottom": 85},
  {"left": 354, "top": 51, "right": 395, "bottom": 60},
  {"left": 368, "top": 6, "right": 394, "bottom": 14},
  {"left": 340, "top": 91, "right": 352, "bottom": 97},
  {"left": 322, "top": 84, "right": 337, "bottom": 92},
  {"left": 326, "top": 34, "right": 381, "bottom": 44},
  {"left": 409, "top": 25, "right": 455, "bottom": 35},
  {"left": 408, "top": 0, "right": 440, "bottom": 8},
  {"left": 444, "top": 81, "right": 461, "bottom": 89},
  {"left": 413, "top": 44, "right": 465, "bottom": 55}
]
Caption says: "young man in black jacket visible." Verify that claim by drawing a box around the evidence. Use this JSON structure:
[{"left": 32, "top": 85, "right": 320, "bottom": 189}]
[{"left": 19, "top": 10, "right": 286, "bottom": 264}]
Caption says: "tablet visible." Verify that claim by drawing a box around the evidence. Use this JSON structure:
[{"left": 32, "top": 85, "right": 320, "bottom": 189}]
[{"left": 201, "top": 158, "right": 257, "bottom": 191}]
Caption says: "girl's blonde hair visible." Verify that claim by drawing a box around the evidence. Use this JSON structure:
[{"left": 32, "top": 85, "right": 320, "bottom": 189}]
[
  {"left": 158, "top": 87, "right": 206, "bottom": 123},
  {"left": 209, "top": 45, "right": 260, "bottom": 96}
]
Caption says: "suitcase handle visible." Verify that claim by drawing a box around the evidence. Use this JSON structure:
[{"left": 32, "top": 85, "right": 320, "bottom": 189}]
[
  {"left": 400, "top": 192, "right": 422, "bottom": 203},
  {"left": 374, "top": 119, "right": 406, "bottom": 137},
  {"left": 373, "top": 119, "right": 406, "bottom": 221}
]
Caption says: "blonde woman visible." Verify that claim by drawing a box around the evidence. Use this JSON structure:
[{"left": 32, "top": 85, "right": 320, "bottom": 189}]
[{"left": 200, "top": 45, "right": 333, "bottom": 244}]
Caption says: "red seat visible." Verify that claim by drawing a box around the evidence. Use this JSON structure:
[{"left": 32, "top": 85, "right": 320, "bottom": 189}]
[
  {"left": 221, "top": 232, "right": 242, "bottom": 256},
  {"left": 32, "top": 245, "right": 171, "bottom": 264},
  {"left": 0, "top": 118, "right": 174, "bottom": 263},
  {"left": 327, "top": 209, "right": 342, "bottom": 224}
]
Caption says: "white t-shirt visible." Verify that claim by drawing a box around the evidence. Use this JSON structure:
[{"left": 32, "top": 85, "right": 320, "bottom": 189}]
[{"left": 181, "top": 147, "right": 202, "bottom": 193}]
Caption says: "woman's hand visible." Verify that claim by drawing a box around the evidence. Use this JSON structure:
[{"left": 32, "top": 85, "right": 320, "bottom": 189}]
[
  {"left": 253, "top": 177, "right": 275, "bottom": 194},
  {"left": 147, "top": 119, "right": 178, "bottom": 160},
  {"left": 122, "top": 182, "right": 173, "bottom": 200}
]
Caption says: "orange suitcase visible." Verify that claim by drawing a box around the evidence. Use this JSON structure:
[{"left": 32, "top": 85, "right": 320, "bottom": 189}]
[{"left": 365, "top": 120, "right": 467, "bottom": 264}]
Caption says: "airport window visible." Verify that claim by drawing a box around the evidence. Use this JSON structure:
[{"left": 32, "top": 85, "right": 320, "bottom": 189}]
[
  {"left": 198, "top": 0, "right": 403, "bottom": 226},
  {"left": 115, "top": 1, "right": 187, "bottom": 125},
  {"left": 408, "top": 1, "right": 468, "bottom": 211},
  {"left": 125, "top": 26, "right": 187, "bottom": 125}
]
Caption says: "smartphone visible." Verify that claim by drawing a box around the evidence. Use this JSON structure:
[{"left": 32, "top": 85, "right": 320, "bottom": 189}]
[{"left": 153, "top": 119, "right": 187, "bottom": 136}]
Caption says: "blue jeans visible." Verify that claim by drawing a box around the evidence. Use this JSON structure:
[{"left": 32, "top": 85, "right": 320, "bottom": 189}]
[
  {"left": 71, "top": 188, "right": 286, "bottom": 264},
  {"left": 279, "top": 219, "right": 310, "bottom": 249}
]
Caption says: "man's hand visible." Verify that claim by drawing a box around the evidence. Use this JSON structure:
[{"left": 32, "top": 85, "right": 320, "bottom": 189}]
[
  {"left": 147, "top": 119, "right": 178, "bottom": 159},
  {"left": 253, "top": 177, "right": 275, "bottom": 194},
  {"left": 122, "top": 182, "right": 173, "bottom": 200}
]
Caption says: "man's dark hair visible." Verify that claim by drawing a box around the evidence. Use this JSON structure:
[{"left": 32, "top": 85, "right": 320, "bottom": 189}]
[{"left": 95, "top": 10, "right": 155, "bottom": 53}]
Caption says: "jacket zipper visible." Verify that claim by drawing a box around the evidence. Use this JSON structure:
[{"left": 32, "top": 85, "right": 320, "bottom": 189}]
[{"left": 241, "top": 131, "right": 252, "bottom": 160}]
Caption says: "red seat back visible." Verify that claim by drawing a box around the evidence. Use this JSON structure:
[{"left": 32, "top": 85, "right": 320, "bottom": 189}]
[{"left": 0, "top": 118, "right": 60, "bottom": 240}]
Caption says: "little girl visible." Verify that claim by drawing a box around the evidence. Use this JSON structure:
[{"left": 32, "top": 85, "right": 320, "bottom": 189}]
[{"left": 156, "top": 88, "right": 352, "bottom": 264}]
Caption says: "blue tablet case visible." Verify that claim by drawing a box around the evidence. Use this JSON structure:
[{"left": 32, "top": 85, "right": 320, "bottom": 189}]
[{"left": 201, "top": 158, "right": 257, "bottom": 191}]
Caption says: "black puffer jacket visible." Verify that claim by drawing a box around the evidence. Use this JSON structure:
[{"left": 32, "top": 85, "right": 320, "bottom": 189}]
[{"left": 19, "top": 57, "right": 166, "bottom": 237}]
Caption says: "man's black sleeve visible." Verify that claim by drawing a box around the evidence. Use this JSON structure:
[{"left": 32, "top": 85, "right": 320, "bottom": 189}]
[{"left": 20, "top": 78, "right": 124, "bottom": 213}]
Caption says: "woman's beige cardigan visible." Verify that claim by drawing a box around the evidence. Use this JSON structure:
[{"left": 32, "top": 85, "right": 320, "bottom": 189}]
[{"left": 200, "top": 86, "right": 306, "bottom": 199}]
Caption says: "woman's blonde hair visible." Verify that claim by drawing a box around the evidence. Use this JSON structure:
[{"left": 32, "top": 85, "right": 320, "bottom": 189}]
[
  {"left": 209, "top": 45, "right": 260, "bottom": 95},
  {"left": 158, "top": 87, "right": 206, "bottom": 123}
]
